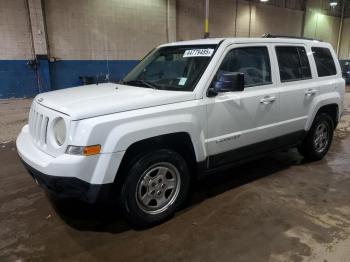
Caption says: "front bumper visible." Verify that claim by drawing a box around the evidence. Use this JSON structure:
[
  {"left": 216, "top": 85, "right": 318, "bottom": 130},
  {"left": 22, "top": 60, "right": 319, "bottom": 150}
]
[
  {"left": 21, "top": 159, "right": 113, "bottom": 203},
  {"left": 16, "top": 125, "right": 124, "bottom": 203}
]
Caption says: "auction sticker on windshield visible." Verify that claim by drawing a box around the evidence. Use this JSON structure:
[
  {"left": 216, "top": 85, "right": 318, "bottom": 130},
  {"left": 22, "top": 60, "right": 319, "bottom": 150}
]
[
  {"left": 178, "top": 77, "right": 187, "bottom": 86},
  {"left": 183, "top": 49, "right": 214, "bottom": 57}
]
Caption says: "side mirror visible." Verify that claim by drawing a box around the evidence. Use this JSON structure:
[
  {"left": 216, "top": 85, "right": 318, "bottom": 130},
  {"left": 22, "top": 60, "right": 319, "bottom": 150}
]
[{"left": 210, "top": 72, "right": 245, "bottom": 96}]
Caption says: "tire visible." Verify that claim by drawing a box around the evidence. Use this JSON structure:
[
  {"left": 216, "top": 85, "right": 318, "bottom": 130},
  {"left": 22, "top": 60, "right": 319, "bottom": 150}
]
[
  {"left": 120, "top": 149, "right": 190, "bottom": 228},
  {"left": 298, "top": 113, "right": 334, "bottom": 161}
]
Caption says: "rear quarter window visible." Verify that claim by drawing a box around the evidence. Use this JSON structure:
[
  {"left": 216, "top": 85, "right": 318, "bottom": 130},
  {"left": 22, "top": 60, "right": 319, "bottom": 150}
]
[{"left": 311, "top": 47, "right": 337, "bottom": 77}]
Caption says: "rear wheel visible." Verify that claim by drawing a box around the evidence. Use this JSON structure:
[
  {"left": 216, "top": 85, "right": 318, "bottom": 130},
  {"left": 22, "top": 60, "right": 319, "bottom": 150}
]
[
  {"left": 120, "top": 149, "right": 190, "bottom": 227},
  {"left": 298, "top": 113, "right": 334, "bottom": 161}
]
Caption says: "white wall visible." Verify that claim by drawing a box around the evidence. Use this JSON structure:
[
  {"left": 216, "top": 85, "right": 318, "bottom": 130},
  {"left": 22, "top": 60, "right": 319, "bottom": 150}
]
[
  {"left": 0, "top": 0, "right": 32, "bottom": 59},
  {"left": 304, "top": 11, "right": 340, "bottom": 49},
  {"left": 176, "top": 0, "right": 350, "bottom": 57},
  {"left": 253, "top": 4, "right": 303, "bottom": 37},
  {"left": 176, "top": 0, "right": 303, "bottom": 40},
  {"left": 176, "top": 0, "right": 205, "bottom": 40},
  {"left": 339, "top": 18, "right": 350, "bottom": 59},
  {"left": 44, "top": 0, "right": 176, "bottom": 60},
  {"left": 235, "top": 1, "right": 253, "bottom": 37},
  {"left": 1, "top": 0, "right": 349, "bottom": 61},
  {"left": 208, "top": 0, "right": 237, "bottom": 37}
]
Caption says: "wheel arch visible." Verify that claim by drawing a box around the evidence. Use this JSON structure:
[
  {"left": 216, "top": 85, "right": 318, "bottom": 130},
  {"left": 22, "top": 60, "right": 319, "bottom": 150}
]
[
  {"left": 113, "top": 132, "right": 200, "bottom": 187},
  {"left": 305, "top": 93, "right": 341, "bottom": 131},
  {"left": 316, "top": 104, "right": 339, "bottom": 128}
]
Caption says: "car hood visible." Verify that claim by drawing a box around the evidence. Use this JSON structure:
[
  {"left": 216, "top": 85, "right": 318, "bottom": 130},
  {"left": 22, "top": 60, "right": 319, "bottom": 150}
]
[{"left": 35, "top": 83, "right": 196, "bottom": 120}]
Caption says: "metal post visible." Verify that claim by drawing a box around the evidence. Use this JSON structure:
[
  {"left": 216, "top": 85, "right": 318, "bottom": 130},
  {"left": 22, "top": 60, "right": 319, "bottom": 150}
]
[
  {"left": 166, "top": 0, "right": 169, "bottom": 42},
  {"left": 300, "top": 0, "right": 307, "bottom": 37},
  {"left": 336, "top": 0, "right": 346, "bottom": 57},
  {"left": 24, "top": 0, "right": 35, "bottom": 61},
  {"left": 204, "top": 0, "right": 209, "bottom": 38},
  {"left": 248, "top": 1, "right": 252, "bottom": 37},
  {"left": 234, "top": 0, "right": 238, "bottom": 37}
]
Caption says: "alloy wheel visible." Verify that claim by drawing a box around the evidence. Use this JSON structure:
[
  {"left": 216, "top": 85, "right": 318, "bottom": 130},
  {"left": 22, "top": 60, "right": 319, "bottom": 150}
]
[{"left": 135, "top": 162, "right": 181, "bottom": 214}]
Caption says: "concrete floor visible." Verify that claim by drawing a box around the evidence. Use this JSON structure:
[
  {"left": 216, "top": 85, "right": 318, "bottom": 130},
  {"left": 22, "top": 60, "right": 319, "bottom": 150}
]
[
  {"left": 1, "top": 92, "right": 350, "bottom": 261},
  {"left": 0, "top": 99, "right": 32, "bottom": 143}
]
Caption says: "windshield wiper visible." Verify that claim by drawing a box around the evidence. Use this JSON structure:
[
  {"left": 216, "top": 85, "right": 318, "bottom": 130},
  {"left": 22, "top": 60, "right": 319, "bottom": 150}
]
[{"left": 121, "top": 80, "right": 159, "bottom": 89}]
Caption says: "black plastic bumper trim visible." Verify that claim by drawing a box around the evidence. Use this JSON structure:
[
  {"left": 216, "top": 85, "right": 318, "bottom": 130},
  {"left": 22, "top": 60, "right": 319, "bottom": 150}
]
[{"left": 20, "top": 158, "right": 113, "bottom": 204}]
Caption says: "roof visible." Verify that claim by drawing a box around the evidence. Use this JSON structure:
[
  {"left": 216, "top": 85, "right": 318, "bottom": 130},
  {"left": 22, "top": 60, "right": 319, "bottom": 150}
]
[
  {"left": 160, "top": 37, "right": 327, "bottom": 47},
  {"left": 159, "top": 38, "right": 224, "bottom": 47}
]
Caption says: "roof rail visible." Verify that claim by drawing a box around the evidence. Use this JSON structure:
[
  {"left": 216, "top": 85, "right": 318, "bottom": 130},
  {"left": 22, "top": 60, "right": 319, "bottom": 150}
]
[{"left": 261, "top": 33, "right": 319, "bottom": 41}]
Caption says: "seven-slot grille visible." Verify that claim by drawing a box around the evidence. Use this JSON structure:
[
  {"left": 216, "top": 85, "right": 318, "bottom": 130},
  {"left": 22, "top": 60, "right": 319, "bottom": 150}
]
[{"left": 28, "top": 104, "right": 49, "bottom": 145}]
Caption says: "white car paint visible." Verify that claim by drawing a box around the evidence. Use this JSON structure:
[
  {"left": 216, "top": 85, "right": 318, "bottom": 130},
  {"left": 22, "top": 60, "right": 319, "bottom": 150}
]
[
  {"left": 16, "top": 37, "right": 345, "bottom": 187},
  {"left": 36, "top": 83, "right": 196, "bottom": 120}
]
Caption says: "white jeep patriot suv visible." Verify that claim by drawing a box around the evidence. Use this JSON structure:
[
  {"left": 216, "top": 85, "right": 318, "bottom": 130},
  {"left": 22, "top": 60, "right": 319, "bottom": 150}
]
[{"left": 17, "top": 36, "right": 345, "bottom": 227}]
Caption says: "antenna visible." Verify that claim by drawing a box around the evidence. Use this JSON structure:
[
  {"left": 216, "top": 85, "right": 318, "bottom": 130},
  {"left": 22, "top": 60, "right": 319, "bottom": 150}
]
[
  {"left": 106, "top": 53, "right": 110, "bottom": 82},
  {"left": 104, "top": 31, "right": 110, "bottom": 83}
]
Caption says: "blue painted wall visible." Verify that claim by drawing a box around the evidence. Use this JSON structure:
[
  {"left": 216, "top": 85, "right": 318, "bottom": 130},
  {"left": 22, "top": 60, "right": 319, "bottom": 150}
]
[
  {"left": 0, "top": 61, "right": 38, "bottom": 99},
  {"left": 0, "top": 60, "right": 138, "bottom": 99},
  {"left": 37, "top": 58, "right": 52, "bottom": 93},
  {"left": 49, "top": 60, "right": 138, "bottom": 90}
]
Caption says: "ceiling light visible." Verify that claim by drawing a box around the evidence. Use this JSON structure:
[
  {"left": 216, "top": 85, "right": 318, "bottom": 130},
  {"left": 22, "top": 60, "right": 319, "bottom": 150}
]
[
  {"left": 260, "top": 0, "right": 269, "bottom": 2},
  {"left": 329, "top": 1, "right": 338, "bottom": 6}
]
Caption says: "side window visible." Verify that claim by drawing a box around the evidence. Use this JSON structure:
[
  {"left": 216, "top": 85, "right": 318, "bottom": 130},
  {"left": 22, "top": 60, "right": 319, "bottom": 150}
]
[
  {"left": 275, "top": 46, "right": 312, "bottom": 82},
  {"left": 312, "top": 47, "right": 337, "bottom": 77},
  {"left": 217, "top": 47, "right": 271, "bottom": 87}
]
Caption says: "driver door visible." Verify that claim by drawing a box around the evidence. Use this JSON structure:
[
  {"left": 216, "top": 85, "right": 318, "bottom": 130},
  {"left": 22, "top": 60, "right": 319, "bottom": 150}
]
[{"left": 205, "top": 43, "right": 280, "bottom": 168}]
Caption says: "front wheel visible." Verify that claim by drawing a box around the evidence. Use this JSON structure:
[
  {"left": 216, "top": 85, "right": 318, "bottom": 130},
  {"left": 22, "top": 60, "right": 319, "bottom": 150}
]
[
  {"left": 120, "top": 149, "right": 190, "bottom": 227},
  {"left": 298, "top": 113, "right": 334, "bottom": 161}
]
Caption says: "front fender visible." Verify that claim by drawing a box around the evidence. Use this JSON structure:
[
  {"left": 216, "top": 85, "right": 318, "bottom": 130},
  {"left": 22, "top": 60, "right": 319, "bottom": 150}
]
[
  {"left": 70, "top": 99, "right": 208, "bottom": 162},
  {"left": 102, "top": 114, "right": 207, "bottom": 162}
]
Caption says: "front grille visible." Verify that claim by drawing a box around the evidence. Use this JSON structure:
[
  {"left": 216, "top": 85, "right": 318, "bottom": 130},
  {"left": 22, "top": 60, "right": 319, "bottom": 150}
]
[{"left": 29, "top": 105, "right": 49, "bottom": 145}]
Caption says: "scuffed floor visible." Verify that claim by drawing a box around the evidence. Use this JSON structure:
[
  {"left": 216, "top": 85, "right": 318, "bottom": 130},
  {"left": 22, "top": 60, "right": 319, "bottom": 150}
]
[
  {"left": 0, "top": 99, "right": 32, "bottom": 143},
  {"left": 1, "top": 92, "right": 350, "bottom": 261}
]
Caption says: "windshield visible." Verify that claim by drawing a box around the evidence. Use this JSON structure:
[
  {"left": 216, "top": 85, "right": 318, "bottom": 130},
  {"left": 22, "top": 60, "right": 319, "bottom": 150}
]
[{"left": 122, "top": 45, "right": 217, "bottom": 91}]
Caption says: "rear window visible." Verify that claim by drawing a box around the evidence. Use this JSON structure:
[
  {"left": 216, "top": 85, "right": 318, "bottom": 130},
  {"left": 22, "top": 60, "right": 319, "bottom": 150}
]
[
  {"left": 275, "top": 46, "right": 312, "bottom": 82},
  {"left": 312, "top": 47, "right": 337, "bottom": 77}
]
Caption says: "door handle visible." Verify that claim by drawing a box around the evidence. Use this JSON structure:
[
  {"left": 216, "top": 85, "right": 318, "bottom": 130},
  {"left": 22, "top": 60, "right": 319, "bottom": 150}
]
[
  {"left": 305, "top": 89, "right": 317, "bottom": 96},
  {"left": 260, "top": 96, "right": 276, "bottom": 104}
]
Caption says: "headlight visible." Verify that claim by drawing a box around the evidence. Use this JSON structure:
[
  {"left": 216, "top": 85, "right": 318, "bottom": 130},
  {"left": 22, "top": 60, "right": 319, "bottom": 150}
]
[{"left": 53, "top": 117, "right": 66, "bottom": 146}]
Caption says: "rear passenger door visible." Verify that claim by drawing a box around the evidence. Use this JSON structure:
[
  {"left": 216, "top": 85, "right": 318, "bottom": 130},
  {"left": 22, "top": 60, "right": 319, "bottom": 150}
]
[{"left": 273, "top": 44, "right": 319, "bottom": 136}]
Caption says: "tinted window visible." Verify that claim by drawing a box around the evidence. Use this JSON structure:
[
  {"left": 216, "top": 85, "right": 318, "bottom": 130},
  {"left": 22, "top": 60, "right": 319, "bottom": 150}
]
[
  {"left": 276, "top": 46, "right": 311, "bottom": 82},
  {"left": 298, "top": 47, "right": 312, "bottom": 79},
  {"left": 217, "top": 47, "right": 271, "bottom": 87},
  {"left": 312, "top": 47, "right": 337, "bottom": 77}
]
